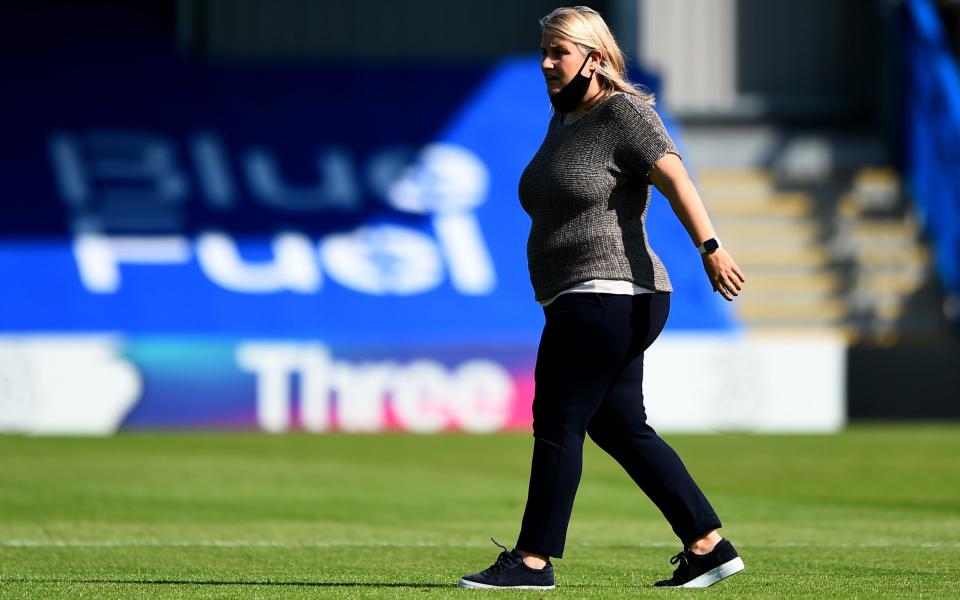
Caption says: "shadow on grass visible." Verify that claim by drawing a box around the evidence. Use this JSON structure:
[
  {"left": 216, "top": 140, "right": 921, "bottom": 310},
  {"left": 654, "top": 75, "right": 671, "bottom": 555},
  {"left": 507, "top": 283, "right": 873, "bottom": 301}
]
[
  {"left": 6, "top": 578, "right": 646, "bottom": 589},
  {"left": 7, "top": 579, "right": 451, "bottom": 588}
]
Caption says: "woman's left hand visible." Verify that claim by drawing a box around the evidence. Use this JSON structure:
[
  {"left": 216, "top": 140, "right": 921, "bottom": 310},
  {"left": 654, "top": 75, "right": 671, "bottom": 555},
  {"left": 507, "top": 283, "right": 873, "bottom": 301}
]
[{"left": 702, "top": 247, "right": 745, "bottom": 301}]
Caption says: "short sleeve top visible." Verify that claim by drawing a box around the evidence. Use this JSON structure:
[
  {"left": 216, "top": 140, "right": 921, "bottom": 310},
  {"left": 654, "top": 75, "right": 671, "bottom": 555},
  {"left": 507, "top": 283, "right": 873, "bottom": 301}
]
[{"left": 518, "top": 92, "right": 681, "bottom": 301}]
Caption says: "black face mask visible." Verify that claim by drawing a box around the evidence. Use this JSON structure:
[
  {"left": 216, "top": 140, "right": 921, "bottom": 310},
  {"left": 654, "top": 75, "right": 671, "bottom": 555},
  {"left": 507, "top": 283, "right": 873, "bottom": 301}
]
[{"left": 549, "top": 53, "right": 594, "bottom": 114}]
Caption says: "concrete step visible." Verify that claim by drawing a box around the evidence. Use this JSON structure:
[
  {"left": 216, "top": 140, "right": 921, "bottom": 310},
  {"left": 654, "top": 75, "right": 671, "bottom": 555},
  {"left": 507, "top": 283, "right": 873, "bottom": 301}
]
[
  {"left": 850, "top": 265, "right": 931, "bottom": 281},
  {"left": 849, "top": 272, "right": 926, "bottom": 294},
  {"left": 744, "top": 294, "right": 840, "bottom": 307},
  {"left": 844, "top": 236, "right": 923, "bottom": 251},
  {"left": 742, "top": 273, "right": 841, "bottom": 294},
  {"left": 735, "top": 299, "right": 846, "bottom": 321},
  {"left": 714, "top": 220, "right": 819, "bottom": 240},
  {"left": 851, "top": 220, "right": 917, "bottom": 234},
  {"left": 680, "top": 126, "right": 890, "bottom": 173},
  {"left": 744, "top": 325, "right": 852, "bottom": 339},
  {"left": 708, "top": 193, "right": 814, "bottom": 216},
  {"left": 736, "top": 247, "right": 831, "bottom": 268},
  {"left": 731, "top": 237, "right": 820, "bottom": 252},
  {"left": 853, "top": 247, "right": 929, "bottom": 268}
]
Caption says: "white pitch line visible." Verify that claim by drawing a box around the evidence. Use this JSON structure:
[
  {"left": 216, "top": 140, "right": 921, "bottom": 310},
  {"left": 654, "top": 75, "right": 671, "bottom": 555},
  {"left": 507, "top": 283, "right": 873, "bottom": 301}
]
[
  {"left": 0, "top": 540, "right": 484, "bottom": 549},
  {"left": 2, "top": 540, "right": 959, "bottom": 549},
  {"left": 580, "top": 542, "right": 960, "bottom": 549}
]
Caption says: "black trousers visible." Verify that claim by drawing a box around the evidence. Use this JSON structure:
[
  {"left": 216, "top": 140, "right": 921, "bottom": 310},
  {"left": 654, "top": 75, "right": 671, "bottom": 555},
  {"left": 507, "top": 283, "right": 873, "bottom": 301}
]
[{"left": 516, "top": 292, "right": 722, "bottom": 558}]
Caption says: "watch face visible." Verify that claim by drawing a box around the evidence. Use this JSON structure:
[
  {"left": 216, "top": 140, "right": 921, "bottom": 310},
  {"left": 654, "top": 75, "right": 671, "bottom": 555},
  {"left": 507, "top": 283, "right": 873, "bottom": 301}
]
[{"left": 702, "top": 239, "right": 719, "bottom": 252}]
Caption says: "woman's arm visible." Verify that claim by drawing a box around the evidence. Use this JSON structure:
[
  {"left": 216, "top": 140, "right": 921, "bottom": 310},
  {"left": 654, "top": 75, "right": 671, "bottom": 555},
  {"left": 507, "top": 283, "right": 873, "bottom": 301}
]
[{"left": 649, "top": 153, "right": 745, "bottom": 301}]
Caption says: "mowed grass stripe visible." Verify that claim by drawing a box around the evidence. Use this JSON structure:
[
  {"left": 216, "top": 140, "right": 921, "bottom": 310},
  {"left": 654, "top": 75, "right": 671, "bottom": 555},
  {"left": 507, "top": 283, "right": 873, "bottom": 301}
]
[{"left": 1, "top": 425, "right": 959, "bottom": 598}]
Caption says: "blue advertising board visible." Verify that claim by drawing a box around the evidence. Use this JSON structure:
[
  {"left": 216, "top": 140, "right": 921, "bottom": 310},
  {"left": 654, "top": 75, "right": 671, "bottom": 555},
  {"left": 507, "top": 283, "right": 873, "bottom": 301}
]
[{"left": 0, "top": 26, "right": 738, "bottom": 433}]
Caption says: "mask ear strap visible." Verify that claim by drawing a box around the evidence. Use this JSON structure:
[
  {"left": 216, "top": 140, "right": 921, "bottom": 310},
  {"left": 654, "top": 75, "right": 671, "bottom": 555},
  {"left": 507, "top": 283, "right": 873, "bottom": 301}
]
[{"left": 578, "top": 52, "right": 593, "bottom": 76}]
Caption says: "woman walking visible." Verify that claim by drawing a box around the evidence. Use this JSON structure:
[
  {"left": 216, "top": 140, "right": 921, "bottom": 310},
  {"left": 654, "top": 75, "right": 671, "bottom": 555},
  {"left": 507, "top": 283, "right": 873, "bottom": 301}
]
[{"left": 459, "top": 6, "right": 746, "bottom": 590}]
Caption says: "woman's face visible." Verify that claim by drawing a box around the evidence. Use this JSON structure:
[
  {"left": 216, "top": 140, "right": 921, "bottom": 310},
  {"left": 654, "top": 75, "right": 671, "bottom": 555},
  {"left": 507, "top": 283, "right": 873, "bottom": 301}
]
[{"left": 540, "top": 33, "right": 591, "bottom": 96}]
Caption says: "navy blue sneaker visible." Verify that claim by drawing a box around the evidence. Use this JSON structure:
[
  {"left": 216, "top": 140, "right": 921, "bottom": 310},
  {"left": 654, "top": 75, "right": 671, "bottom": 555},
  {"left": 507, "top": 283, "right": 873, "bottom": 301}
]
[
  {"left": 459, "top": 539, "right": 555, "bottom": 590},
  {"left": 653, "top": 538, "right": 744, "bottom": 588}
]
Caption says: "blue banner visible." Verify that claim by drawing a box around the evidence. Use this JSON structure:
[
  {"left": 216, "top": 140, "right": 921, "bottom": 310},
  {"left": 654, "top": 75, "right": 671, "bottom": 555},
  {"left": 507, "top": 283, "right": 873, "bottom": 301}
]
[
  {"left": 2, "top": 53, "right": 737, "bottom": 342},
  {"left": 0, "top": 33, "right": 743, "bottom": 434}
]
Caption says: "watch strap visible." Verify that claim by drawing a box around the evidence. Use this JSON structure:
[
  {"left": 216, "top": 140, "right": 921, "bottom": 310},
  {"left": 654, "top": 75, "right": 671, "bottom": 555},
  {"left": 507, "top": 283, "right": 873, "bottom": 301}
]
[{"left": 698, "top": 238, "right": 721, "bottom": 255}]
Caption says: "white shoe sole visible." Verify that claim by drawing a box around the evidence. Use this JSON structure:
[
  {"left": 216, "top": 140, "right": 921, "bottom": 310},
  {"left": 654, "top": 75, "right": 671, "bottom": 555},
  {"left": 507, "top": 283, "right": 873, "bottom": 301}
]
[
  {"left": 680, "top": 556, "right": 745, "bottom": 588},
  {"left": 458, "top": 578, "right": 555, "bottom": 590}
]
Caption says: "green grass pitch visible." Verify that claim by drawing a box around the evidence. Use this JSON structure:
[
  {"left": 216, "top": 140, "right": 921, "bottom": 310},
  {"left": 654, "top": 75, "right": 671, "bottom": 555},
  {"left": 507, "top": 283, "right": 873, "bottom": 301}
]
[{"left": 1, "top": 425, "right": 958, "bottom": 598}]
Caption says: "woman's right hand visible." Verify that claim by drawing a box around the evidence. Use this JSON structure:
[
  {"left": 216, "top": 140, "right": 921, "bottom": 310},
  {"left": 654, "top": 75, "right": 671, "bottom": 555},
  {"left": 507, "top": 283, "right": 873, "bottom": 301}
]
[{"left": 702, "top": 247, "right": 745, "bottom": 301}]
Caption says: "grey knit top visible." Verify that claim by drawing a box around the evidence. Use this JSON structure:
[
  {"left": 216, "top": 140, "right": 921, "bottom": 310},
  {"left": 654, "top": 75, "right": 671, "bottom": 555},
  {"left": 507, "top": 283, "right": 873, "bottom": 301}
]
[{"left": 518, "top": 92, "right": 680, "bottom": 302}]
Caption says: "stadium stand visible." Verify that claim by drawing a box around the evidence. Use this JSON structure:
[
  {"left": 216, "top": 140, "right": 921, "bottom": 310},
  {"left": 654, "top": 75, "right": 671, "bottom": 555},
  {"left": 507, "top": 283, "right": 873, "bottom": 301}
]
[
  {"left": 2, "top": 0, "right": 957, "bottom": 433},
  {"left": 694, "top": 164, "right": 950, "bottom": 342}
]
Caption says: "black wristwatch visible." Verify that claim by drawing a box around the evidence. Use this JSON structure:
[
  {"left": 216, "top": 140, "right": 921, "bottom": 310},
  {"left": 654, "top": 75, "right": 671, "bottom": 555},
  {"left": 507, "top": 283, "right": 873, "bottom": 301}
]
[{"left": 697, "top": 238, "right": 721, "bottom": 255}]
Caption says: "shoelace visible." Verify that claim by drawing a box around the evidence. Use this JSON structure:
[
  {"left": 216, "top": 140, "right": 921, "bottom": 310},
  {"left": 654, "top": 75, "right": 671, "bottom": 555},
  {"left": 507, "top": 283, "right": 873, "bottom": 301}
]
[
  {"left": 482, "top": 538, "right": 517, "bottom": 575},
  {"left": 668, "top": 549, "right": 695, "bottom": 581}
]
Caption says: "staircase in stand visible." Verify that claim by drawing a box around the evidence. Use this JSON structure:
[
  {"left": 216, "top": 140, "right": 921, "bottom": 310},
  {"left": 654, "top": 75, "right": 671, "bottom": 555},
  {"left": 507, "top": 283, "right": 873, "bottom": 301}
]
[{"left": 697, "top": 166, "right": 950, "bottom": 342}]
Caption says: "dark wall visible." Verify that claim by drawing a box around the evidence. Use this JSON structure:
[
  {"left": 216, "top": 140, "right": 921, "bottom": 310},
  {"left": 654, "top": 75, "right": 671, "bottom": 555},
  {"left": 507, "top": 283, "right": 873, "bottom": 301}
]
[
  {"left": 848, "top": 344, "right": 960, "bottom": 419},
  {"left": 176, "top": 0, "right": 613, "bottom": 63},
  {"left": 736, "top": 0, "right": 893, "bottom": 126}
]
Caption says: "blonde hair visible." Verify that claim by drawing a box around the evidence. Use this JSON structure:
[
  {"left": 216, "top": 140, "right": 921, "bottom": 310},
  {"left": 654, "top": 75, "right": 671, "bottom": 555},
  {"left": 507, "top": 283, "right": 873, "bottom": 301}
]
[{"left": 540, "top": 6, "right": 655, "bottom": 104}]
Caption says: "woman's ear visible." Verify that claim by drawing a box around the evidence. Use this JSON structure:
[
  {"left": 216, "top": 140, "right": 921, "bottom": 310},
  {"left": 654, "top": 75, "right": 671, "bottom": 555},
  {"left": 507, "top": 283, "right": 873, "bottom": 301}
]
[{"left": 590, "top": 50, "right": 603, "bottom": 72}]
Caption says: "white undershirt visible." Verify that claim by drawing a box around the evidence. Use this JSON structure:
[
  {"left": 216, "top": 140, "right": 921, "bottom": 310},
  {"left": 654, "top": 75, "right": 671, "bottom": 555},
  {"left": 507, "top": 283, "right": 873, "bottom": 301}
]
[{"left": 538, "top": 279, "right": 656, "bottom": 307}]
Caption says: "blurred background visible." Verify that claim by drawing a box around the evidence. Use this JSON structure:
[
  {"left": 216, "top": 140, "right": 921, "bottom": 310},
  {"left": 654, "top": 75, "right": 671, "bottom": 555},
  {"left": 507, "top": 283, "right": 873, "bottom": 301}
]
[{"left": 1, "top": 0, "right": 958, "bottom": 435}]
